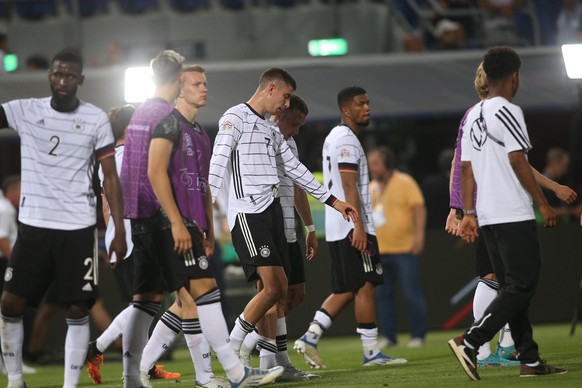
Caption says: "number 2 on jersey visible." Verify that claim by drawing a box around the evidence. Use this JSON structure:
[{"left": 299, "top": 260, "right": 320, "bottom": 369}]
[{"left": 49, "top": 135, "right": 60, "bottom": 156}]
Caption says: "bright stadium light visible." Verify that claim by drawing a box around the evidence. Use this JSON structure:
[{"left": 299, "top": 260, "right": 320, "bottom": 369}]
[
  {"left": 308, "top": 38, "right": 348, "bottom": 57},
  {"left": 124, "top": 66, "right": 154, "bottom": 103},
  {"left": 4, "top": 54, "right": 18, "bottom": 72},
  {"left": 561, "top": 44, "right": 582, "bottom": 79}
]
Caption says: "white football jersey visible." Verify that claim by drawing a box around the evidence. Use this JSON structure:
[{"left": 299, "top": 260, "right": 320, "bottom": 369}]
[
  {"left": 322, "top": 124, "right": 375, "bottom": 241},
  {"left": 461, "top": 96, "right": 535, "bottom": 226},
  {"left": 210, "top": 103, "right": 331, "bottom": 231},
  {"left": 98, "top": 145, "right": 133, "bottom": 260},
  {"left": 2, "top": 97, "right": 114, "bottom": 230}
]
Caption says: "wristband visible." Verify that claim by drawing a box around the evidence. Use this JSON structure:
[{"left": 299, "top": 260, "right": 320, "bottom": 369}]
[
  {"left": 463, "top": 209, "right": 476, "bottom": 216},
  {"left": 305, "top": 224, "right": 316, "bottom": 233}
]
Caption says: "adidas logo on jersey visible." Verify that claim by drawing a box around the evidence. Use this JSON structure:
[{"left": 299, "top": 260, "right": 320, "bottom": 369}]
[{"left": 82, "top": 283, "right": 93, "bottom": 292}]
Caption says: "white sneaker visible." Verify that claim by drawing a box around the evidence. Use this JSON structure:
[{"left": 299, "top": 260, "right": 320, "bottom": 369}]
[
  {"left": 293, "top": 335, "right": 325, "bottom": 369},
  {"left": 196, "top": 375, "right": 231, "bottom": 387},
  {"left": 140, "top": 371, "right": 153, "bottom": 388}
]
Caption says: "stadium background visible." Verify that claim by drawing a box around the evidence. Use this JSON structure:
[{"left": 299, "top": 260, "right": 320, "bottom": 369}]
[{"left": 0, "top": 0, "right": 581, "bottom": 352}]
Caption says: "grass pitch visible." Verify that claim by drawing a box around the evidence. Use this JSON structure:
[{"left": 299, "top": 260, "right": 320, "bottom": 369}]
[{"left": 3, "top": 323, "right": 581, "bottom": 387}]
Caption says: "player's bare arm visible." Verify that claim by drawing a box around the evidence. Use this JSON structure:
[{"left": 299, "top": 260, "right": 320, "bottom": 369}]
[
  {"left": 203, "top": 184, "right": 215, "bottom": 258},
  {"left": 294, "top": 184, "right": 318, "bottom": 260},
  {"left": 148, "top": 137, "right": 192, "bottom": 255},
  {"left": 100, "top": 155, "right": 127, "bottom": 267},
  {"left": 509, "top": 151, "right": 558, "bottom": 228},
  {"left": 340, "top": 170, "right": 365, "bottom": 252},
  {"left": 531, "top": 167, "right": 577, "bottom": 204}
]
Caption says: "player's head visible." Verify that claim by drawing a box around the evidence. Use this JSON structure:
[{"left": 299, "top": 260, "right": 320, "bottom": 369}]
[
  {"left": 150, "top": 50, "right": 184, "bottom": 100},
  {"left": 258, "top": 67, "right": 296, "bottom": 115},
  {"left": 474, "top": 62, "right": 488, "bottom": 100},
  {"left": 337, "top": 86, "right": 370, "bottom": 128},
  {"left": 276, "top": 94, "right": 309, "bottom": 139},
  {"left": 48, "top": 48, "right": 84, "bottom": 108},
  {"left": 482, "top": 46, "right": 521, "bottom": 97},
  {"left": 1, "top": 175, "right": 21, "bottom": 207},
  {"left": 108, "top": 104, "right": 135, "bottom": 143},
  {"left": 179, "top": 65, "right": 208, "bottom": 109},
  {"left": 367, "top": 146, "right": 395, "bottom": 179}
]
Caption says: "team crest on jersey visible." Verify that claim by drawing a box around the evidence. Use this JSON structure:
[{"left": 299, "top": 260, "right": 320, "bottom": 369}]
[
  {"left": 340, "top": 148, "right": 351, "bottom": 159},
  {"left": 4, "top": 267, "right": 13, "bottom": 282},
  {"left": 469, "top": 118, "right": 487, "bottom": 151},
  {"left": 260, "top": 245, "right": 271, "bottom": 258},
  {"left": 221, "top": 121, "right": 234, "bottom": 132},
  {"left": 198, "top": 256, "right": 209, "bottom": 270},
  {"left": 72, "top": 121, "right": 85, "bottom": 132},
  {"left": 375, "top": 264, "right": 383, "bottom": 275}
]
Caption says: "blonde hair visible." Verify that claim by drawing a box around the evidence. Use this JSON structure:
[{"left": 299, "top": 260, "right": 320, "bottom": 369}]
[{"left": 474, "top": 62, "right": 488, "bottom": 99}]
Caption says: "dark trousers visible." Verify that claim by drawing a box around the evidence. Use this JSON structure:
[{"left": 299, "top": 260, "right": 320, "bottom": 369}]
[{"left": 464, "top": 220, "right": 540, "bottom": 363}]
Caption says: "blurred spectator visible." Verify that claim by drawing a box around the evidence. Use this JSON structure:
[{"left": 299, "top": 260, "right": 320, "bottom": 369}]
[
  {"left": 434, "top": 1, "right": 478, "bottom": 45},
  {"left": 477, "top": 0, "right": 524, "bottom": 45},
  {"left": 421, "top": 148, "right": 455, "bottom": 229},
  {"left": 368, "top": 146, "right": 427, "bottom": 348},
  {"left": 92, "top": 41, "right": 127, "bottom": 67},
  {"left": 556, "top": 0, "right": 582, "bottom": 44},
  {"left": 26, "top": 54, "right": 49, "bottom": 71},
  {"left": 434, "top": 19, "right": 466, "bottom": 49}
]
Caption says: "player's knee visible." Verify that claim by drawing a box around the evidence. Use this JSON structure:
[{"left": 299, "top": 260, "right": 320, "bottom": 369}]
[
  {"left": 0, "top": 292, "right": 26, "bottom": 317},
  {"left": 262, "top": 282, "right": 286, "bottom": 302},
  {"left": 66, "top": 302, "right": 90, "bottom": 319},
  {"left": 286, "top": 287, "right": 305, "bottom": 311}
]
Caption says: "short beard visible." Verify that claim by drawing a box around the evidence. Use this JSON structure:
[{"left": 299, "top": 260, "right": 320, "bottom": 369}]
[{"left": 50, "top": 85, "right": 78, "bottom": 111}]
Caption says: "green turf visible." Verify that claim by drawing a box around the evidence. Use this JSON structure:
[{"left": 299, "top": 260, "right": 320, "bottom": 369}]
[{"left": 3, "top": 323, "right": 581, "bottom": 387}]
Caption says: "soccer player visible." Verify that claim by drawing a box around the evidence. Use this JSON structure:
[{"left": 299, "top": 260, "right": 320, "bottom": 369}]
[
  {"left": 294, "top": 86, "right": 407, "bottom": 368},
  {"left": 450, "top": 46, "right": 567, "bottom": 380},
  {"left": 209, "top": 68, "right": 358, "bottom": 367},
  {"left": 120, "top": 51, "right": 282, "bottom": 388},
  {"left": 446, "top": 61, "right": 576, "bottom": 369},
  {"left": 238, "top": 94, "right": 320, "bottom": 381},
  {"left": 137, "top": 65, "right": 228, "bottom": 388},
  {"left": 85, "top": 104, "right": 180, "bottom": 384},
  {"left": 0, "top": 48, "right": 127, "bottom": 388}
]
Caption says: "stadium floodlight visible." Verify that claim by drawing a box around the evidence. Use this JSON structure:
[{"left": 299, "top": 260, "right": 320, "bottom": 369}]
[
  {"left": 124, "top": 66, "right": 154, "bottom": 103},
  {"left": 561, "top": 44, "right": 582, "bottom": 79},
  {"left": 308, "top": 38, "right": 348, "bottom": 57}
]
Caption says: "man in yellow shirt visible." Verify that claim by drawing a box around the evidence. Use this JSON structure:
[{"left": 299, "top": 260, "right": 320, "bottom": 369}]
[{"left": 368, "top": 146, "right": 427, "bottom": 348}]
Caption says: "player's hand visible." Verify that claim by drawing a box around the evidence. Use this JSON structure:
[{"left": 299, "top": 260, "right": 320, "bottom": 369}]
[
  {"left": 109, "top": 232, "right": 127, "bottom": 269},
  {"left": 305, "top": 230, "right": 318, "bottom": 261},
  {"left": 350, "top": 226, "right": 367, "bottom": 253},
  {"left": 539, "top": 203, "right": 559, "bottom": 228},
  {"left": 555, "top": 184, "right": 577, "bottom": 205},
  {"left": 171, "top": 220, "right": 192, "bottom": 255},
  {"left": 445, "top": 209, "right": 461, "bottom": 236},
  {"left": 203, "top": 233, "right": 215, "bottom": 257},
  {"left": 333, "top": 200, "right": 359, "bottom": 222},
  {"left": 459, "top": 215, "right": 479, "bottom": 243}
]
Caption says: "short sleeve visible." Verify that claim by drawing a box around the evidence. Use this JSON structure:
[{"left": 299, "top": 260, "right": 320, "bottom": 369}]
[
  {"left": 151, "top": 111, "right": 180, "bottom": 144},
  {"left": 336, "top": 134, "right": 360, "bottom": 173},
  {"left": 1, "top": 99, "right": 26, "bottom": 133},
  {"left": 496, "top": 105, "right": 531, "bottom": 153}
]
